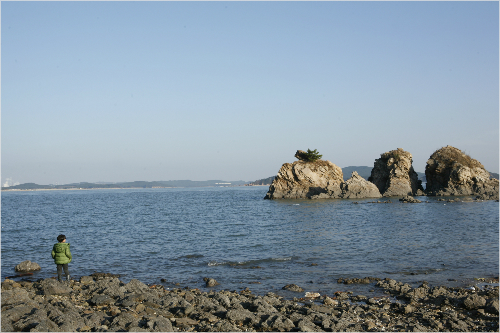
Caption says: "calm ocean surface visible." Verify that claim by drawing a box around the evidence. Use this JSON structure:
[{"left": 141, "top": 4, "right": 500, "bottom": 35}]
[{"left": 1, "top": 186, "right": 498, "bottom": 297}]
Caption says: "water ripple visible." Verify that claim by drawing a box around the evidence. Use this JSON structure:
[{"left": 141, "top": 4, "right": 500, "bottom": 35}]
[{"left": 2, "top": 187, "right": 498, "bottom": 296}]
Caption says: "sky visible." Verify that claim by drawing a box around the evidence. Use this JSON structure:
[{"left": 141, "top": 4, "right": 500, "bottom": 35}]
[{"left": 2, "top": 1, "right": 499, "bottom": 185}]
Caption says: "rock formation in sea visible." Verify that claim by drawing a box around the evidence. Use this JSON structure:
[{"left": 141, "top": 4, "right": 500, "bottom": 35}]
[
  {"left": 368, "top": 148, "right": 424, "bottom": 197},
  {"left": 14, "top": 260, "right": 41, "bottom": 272},
  {"left": 425, "top": 145, "right": 499, "bottom": 199},
  {"left": 340, "top": 171, "right": 382, "bottom": 199},
  {"left": 264, "top": 155, "right": 344, "bottom": 199},
  {"left": 264, "top": 151, "right": 382, "bottom": 200},
  {"left": 399, "top": 195, "right": 422, "bottom": 203}
]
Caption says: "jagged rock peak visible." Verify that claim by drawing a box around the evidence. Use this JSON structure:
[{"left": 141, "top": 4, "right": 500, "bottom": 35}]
[
  {"left": 368, "top": 148, "right": 423, "bottom": 197},
  {"left": 425, "top": 145, "right": 498, "bottom": 199}
]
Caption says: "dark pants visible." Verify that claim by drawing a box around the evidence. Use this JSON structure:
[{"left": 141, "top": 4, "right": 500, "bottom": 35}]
[{"left": 57, "top": 264, "right": 69, "bottom": 281}]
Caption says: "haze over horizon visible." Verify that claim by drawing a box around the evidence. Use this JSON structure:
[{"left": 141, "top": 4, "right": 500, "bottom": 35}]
[{"left": 2, "top": 2, "right": 499, "bottom": 186}]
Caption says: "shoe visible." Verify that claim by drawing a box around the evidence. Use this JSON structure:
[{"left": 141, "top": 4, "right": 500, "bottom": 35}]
[{"left": 66, "top": 275, "right": 70, "bottom": 281}]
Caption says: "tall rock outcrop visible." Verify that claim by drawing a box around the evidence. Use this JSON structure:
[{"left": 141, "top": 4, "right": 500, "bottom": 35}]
[
  {"left": 368, "top": 148, "right": 424, "bottom": 197},
  {"left": 264, "top": 158, "right": 344, "bottom": 199},
  {"left": 425, "top": 145, "right": 499, "bottom": 199}
]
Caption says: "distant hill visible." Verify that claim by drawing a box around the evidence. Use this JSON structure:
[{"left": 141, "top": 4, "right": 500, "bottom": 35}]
[
  {"left": 341, "top": 166, "right": 373, "bottom": 180},
  {"left": 3, "top": 168, "right": 449, "bottom": 191},
  {"left": 490, "top": 172, "right": 499, "bottom": 180},
  {"left": 2, "top": 180, "right": 248, "bottom": 191},
  {"left": 342, "top": 166, "right": 426, "bottom": 181},
  {"left": 417, "top": 172, "right": 426, "bottom": 182},
  {"left": 247, "top": 176, "right": 276, "bottom": 186}
]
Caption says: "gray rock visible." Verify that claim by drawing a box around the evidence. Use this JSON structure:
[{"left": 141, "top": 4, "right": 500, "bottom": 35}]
[
  {"left": 84, "top": 277, "right": 126, "bottom": 299},
  {"left": 1, "top": 280, "right": 16, "bottom": 291},
  {"left": 251, "top": 297, "right": 278, "bottom": 313},
  {"left": 341, "top": 171, "right": 382, "bottom": 198},
  {"left": 1, "top": 287, "right": 34, "bottom": 307},
  {"left": 40, "top": 302, "right": 64, "bottom": 321},
  {"left": 225, "top": 308, "right": 258, "bottom": 325},
  {"left": 174, "top": 317, "right": 199, "bottom": 328},
  {"left": 368, "top": 148, "right": 423, "bottom": 197},
  {"left": 214, "top": 293, "right": 231, "bottom": 308},
  {"left": 129, "top": 292, "right": 149, "bottom": 302},
  {"left": 1, "top": 317, "right": 14, "bottom": 333},
  {"left": 1, "top": 304, "right": 38, "bottom": 323},
  {"left": 37, "top": 278, "right": 72, "bottom": 296},
  {"left": 486, "top": 298, "right": 499, "bottom": 314},
  {"left": 265, "top": 159, "right": 344, "bottom": 199},
  {"left": 417, "top": 189, "right": 426, "bottom": 196},
  {"left": 282, "top": 284, "right": 304, "bottom": 292},
  {"left": 450, "top": 319, "right": 470, "bottom": 331},
  {"left": 425, "top": 145, "right": 499, "bottom": 198},
  {"left": 52, "top": 309, "right": 86, "bottom": 332},
  {"left": 118, "top": 299, "right": 137, "bottom": 307},
  {"left": 195, "top": 295, "right": 221, "bottom": 313},
  {"left": 399, "top": 195, "right": 422, "bottom": 203},
  {"left": 124, "top": 278, "right": 150, "bottom": 293},
  {"left": 150, "top": 316, "right": 173, "bottom": 332},
  {"left": 175, "top": 304, "right": 195, "bottom": 317},
  {"left": 12, "top": 308, "right": 59, "bottom": 332},
  {"left": 161, "top": 293, "right": 187, "bottom": 309},
  {"left": 297, "top": 318, "right": 321, "bottom": 332},
  {"left": 262, "top": 313, "right": 296, "bottom": 331},
  {"left": 80, "top": 276, "right": 94, "bottom": 284},
  {"left": 263, "top": 294, "right": 283, "bottom": 306},
  {"left": 406, "top": 285, "right": 429, "bottom": 300},
  {"left": 109, "top": 312, "right": 139, "bottom": 331},
  {"left": 210, "top": 320, "right": 242, "bottom": 332},
  {"left": 463, "top": 294, "right": 487, "bottom": 309},
  {"left": 476, "top": 191, "right": 500, "bottom": 201},
  {"left": 14, "top": 260, "right": 41, "bottom": 272},
  {"left": 83, "top": 311, "right": 107, "bottom": 328},
  {"left": 430, "top": 286, "right": 450, "bottom": 298},
  {"left": 204, "top": 277, "right": 219, "bottom": 287},
  {"left": 310, "top": 304, "right": 335, "bottom": 314},
  {"left": 103, "top": 284, "right": 127, "bottom": 298},
  {"left": 90, "top": 272, "right": 121, "bottom": 279},
  {"left": 90, "top": 294, "right": 115, "bottom": 306}
]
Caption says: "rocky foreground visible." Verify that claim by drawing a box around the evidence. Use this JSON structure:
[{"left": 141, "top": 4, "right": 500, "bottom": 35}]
[{"left": 2, "top": 274, "right": 498, "bottom": 332}]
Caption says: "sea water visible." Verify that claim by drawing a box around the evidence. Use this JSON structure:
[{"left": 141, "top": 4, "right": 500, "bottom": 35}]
[{"left": 1, "top": 186, "right": 498, "bottom": 297}]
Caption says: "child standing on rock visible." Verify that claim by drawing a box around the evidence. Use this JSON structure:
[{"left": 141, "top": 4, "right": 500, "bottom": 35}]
[{"left": 51, "top": 234, "right": 72, "bottom": 282}]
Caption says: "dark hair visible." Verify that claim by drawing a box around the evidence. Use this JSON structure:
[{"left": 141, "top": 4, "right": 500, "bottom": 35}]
[{"left": 57, "top": 234, "right": 66, "bottom": 243}]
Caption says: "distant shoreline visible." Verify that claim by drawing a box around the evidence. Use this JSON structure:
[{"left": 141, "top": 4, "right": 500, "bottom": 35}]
[
  {"left": 2, "top": 187, "right": 161, "bottom": 192},
  {"left": 1, "top": 185, "right": 260, "bottom": 192}
]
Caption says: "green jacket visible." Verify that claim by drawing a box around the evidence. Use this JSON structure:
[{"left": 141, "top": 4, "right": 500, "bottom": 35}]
[{"left": 51, "top": 242, "right": 72, "bottom": 265}]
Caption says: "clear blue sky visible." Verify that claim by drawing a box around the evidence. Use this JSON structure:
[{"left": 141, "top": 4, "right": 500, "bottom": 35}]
[{"left": 2, "top": 1, "right": 499, "bottom": 185}]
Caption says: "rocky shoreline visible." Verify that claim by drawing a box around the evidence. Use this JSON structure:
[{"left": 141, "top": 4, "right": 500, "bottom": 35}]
[{"left": 2, "top": 274, "right": 498, "bottom": 332}]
